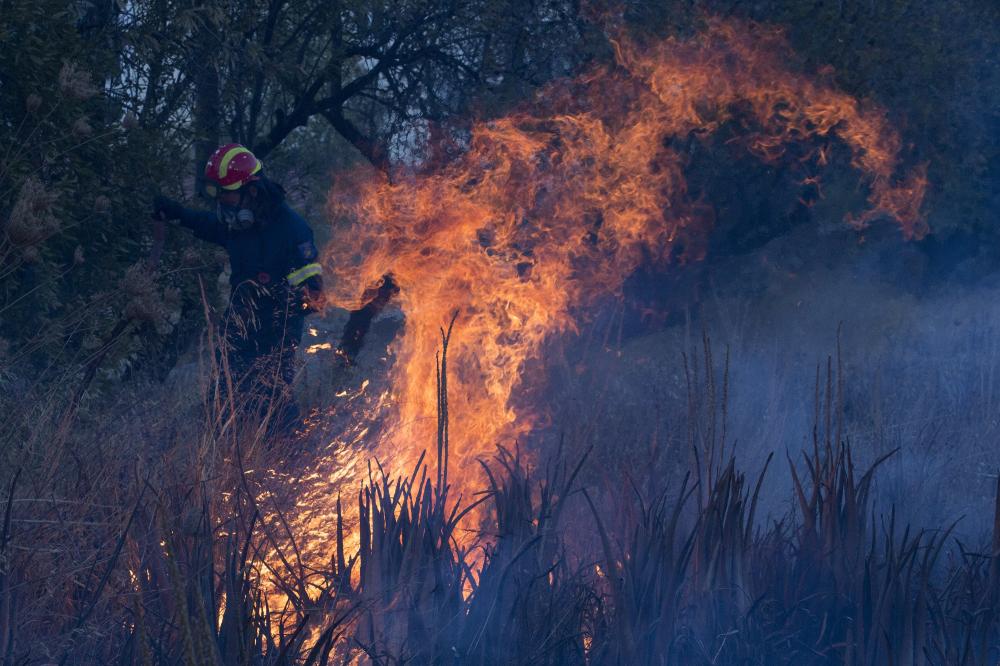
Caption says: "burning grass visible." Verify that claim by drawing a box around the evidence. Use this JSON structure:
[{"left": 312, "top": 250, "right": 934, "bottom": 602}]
[
  {"left": 3, "top": 332, "right": 1000, "bottom": 665},
  {"left": 319, "top": 18, "right": 929, "bottom": 534},
  {"left": 0, "top": 7, "right": 992, "bottom": 665}
]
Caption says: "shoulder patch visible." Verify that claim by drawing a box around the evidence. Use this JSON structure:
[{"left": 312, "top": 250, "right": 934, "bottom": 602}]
[{"left": 298, "top": 241, "right": 318, "bottom": 261}]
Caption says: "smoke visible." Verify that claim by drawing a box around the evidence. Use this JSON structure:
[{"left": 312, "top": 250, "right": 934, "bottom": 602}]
[
  {"left": 292, "top": 18, "right": 993, "bottom": 596},
  {"left": 549, "top": 214, "right": 1000, "bottom": 542}
]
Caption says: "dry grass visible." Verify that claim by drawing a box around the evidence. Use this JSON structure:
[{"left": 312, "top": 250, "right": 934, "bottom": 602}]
[{"left": 1, "top": 330, "right": 999, "bottom": 665}]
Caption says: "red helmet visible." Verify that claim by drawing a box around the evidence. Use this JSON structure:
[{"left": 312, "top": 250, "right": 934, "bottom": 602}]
[{"left": 204, "top": 143, "right": 262, "bottom": 196}]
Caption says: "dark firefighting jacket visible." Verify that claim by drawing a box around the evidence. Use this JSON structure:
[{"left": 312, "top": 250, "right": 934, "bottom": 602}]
[{"left": 175, "top": 202, "right": 323, "bottom": 296}]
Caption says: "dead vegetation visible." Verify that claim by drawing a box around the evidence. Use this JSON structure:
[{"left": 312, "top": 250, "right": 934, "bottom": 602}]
[{"left": 1, "top": 334, "right": 999, "bottom": 665}]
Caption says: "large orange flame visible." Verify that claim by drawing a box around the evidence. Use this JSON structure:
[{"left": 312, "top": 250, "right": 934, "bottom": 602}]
[
  {"left": 261, "top": 18, "right": 927, "bottom": 612},
  {"left": 321, "top": 17, "right": 926, "bottom": 492}
]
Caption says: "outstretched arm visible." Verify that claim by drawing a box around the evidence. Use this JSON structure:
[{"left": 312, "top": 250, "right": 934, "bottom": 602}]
[{"left": 153, "top": 196, "right": 226, "bottom": 246}]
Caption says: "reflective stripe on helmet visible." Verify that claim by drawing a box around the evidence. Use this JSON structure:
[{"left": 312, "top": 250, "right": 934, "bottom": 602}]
[
  {"left": 216, "top": 147, "right": 263, "bottom": 189},
  {"left": 286, "top": 262, "right": 322, "bottom": 286},
  {"left": 205, "top": 145, "right": 264, "bottom": 192},
  {"left": 219, "top": 146, "right": 250, "bottom": 179}
]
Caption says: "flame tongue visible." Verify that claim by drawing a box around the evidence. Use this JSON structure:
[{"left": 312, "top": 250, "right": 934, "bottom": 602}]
[{"left": 321, "top": 17, "right": 926, "bottom": 519}]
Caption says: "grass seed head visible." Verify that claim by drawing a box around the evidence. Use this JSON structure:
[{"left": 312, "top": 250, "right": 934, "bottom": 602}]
[
  {"left": 20, "top": 246, "right": 41, "bottom": 263},
  {"left": 122, "top": 264, "right": 180, "bottom": 334},
  {"left": 123, "top": 263, "right": 160, "bottom": 322},
  {"left": 58, "top": 61, "right": 98, "bottom": 101},
  {"left": 181, "top": 247, "right": 202, "bottom": 267},
  {"left": 4, "top": 177, "right": 59, "bottom": 247},
  {"left": 71, "top": 117, "right": 93, "bottom": 138},
  {"left": 25, "top": 93, "right": 42, "bottom": 113}
]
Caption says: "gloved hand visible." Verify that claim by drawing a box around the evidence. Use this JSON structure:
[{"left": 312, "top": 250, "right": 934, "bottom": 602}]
[
  {"left": 302, "top": 275, "right": 324, "bottom": 315},
  {"left": 152, "top": 195, "right": 184, "bottom": 222}
]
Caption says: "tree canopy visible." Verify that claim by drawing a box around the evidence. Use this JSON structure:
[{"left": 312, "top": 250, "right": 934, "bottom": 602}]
[{"left": 0, "top": 0, "right": 996, "bottom": 395}]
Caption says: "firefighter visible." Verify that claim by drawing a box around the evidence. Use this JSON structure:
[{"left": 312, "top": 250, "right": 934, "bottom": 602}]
[{"left": 153, "top": 143, "right": 323, "bottom": 432}]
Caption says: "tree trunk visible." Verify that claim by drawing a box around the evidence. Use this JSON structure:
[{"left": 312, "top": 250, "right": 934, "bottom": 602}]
[{"left": 192, "top": 11, "right": 221, "bottom": 197}]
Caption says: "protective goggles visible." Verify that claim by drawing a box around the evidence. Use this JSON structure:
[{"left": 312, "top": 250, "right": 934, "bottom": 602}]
[{"left": 204, "top": 181, "right": 244, "bottom": 198}]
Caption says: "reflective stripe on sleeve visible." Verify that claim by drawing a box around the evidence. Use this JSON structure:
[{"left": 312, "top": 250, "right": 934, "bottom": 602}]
[{"left": 286, "top": 262, "right": 322, "bottom": 286}]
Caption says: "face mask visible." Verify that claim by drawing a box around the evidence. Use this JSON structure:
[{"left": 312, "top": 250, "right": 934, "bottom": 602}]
[{"left": 217, "top": 202, "right": 255, "bottom": 231}]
